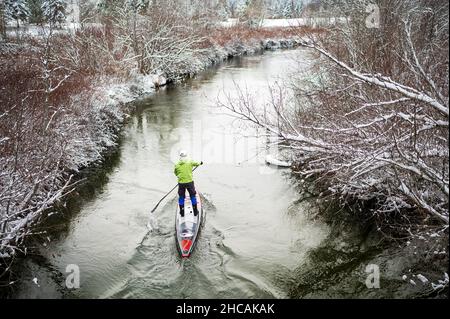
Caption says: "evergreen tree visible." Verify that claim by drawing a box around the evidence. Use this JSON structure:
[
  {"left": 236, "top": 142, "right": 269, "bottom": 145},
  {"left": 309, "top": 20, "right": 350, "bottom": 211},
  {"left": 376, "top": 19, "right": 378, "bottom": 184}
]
[
  {"left": 27, "top": 0, "right": 44, "bottom": 24},
  {"left": 5, "top": 0, "right": 30, "bottom": 27},
  {"left": 41, "top": 0, "right": 66, "bottom": 25}
]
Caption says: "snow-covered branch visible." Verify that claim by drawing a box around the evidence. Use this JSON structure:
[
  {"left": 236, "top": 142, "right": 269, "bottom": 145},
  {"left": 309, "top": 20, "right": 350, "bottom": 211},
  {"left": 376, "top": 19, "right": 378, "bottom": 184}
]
[{"left": 220, "top": 0, "right": 449, "bottom": 236}]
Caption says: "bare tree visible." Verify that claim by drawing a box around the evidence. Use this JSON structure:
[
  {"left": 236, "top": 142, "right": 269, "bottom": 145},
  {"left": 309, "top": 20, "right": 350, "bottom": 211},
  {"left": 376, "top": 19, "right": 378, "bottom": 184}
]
[{"left": 112, "top": 0, "right": 207, "bottom": 78}]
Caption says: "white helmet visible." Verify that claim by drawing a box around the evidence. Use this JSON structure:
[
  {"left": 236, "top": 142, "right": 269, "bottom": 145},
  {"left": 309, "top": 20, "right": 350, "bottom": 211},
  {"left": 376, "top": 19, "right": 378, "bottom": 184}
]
[{"left": 179, "top": 150, "right": 188, "bottom": 158}]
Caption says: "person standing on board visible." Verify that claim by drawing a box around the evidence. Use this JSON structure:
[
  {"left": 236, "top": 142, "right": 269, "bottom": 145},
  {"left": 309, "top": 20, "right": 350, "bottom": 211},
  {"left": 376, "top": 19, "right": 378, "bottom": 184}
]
[{"left": 174, "top": 150, "right": 203, "bottom": 217}]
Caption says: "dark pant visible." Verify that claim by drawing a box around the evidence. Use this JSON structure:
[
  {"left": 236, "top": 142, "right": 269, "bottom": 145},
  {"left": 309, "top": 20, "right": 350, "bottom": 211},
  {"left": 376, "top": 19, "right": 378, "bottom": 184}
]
[{"left": 178, "top": 181, "right": 197, "bottom": 206}]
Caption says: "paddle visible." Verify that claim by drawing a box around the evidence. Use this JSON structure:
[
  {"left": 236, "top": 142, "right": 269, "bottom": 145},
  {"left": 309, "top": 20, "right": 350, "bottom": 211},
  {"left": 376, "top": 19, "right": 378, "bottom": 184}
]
[{"left": 150, "top": 165, "right": 200, "bottom": 214}]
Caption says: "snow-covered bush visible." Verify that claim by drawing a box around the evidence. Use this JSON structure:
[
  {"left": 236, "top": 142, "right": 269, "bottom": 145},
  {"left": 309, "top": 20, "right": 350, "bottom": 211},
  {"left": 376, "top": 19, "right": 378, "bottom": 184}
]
[{"left": 0, "top": 19, "right": 129, "bottom": 259}]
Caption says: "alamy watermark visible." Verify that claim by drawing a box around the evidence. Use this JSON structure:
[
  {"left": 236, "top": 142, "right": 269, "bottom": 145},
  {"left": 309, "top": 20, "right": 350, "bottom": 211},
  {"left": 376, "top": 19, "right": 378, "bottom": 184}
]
[
  {"left": 365, "top": 264, "right": 380, "bottom": 289},
  {"left": 65, "top": 264, "right": 80, "bottom": 289},
  {"left": 167, "top": 119, "right": 286, "bottom": 175}
]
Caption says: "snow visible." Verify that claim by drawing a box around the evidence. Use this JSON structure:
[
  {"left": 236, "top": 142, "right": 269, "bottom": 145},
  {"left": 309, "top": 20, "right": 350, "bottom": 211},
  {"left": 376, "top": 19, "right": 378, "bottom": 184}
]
[
  {"left": 431, "top": 273, "right": 449, "bottom": 291},
  {"left": 32, "top": 277, "right": 40, "bottom": 287},
  {"left": 96, "top": 73, "right": 166, "bottom": 110},
  {"left": 265, "top": 154, "right": 292, "bottom": 167},
  {"left": 416, "top": 274, "right": 429, "bottom": 284},
  {"left": 5, "top": 22, "right": 100, "bottom": 38},
  {"left": 409, "top": 279, "right": 416, "bottom": 285},
  {"left": 219, "top": 17, "right": 349, "bottom": 28},
  {"left": 221, "top": 18, "right": 239, "bottom": 28}
]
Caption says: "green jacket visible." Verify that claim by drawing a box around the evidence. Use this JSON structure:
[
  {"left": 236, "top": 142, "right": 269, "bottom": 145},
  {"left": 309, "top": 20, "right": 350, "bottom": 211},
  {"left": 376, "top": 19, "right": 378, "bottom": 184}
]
[{"left": 174, "top": 160, "right": 201, "bottom": 184}]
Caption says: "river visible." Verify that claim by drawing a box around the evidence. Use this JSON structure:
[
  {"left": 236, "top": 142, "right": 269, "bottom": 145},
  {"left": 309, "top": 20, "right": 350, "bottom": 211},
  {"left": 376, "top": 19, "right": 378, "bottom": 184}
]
[{"left": 12, "top": 49, "right": 331, "bottom": 299}]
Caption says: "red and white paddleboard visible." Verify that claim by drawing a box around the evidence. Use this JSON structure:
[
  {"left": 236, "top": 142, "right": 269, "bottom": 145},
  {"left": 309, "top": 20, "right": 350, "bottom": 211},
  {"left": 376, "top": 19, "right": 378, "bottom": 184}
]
[{"left": 175, "top": 193, "right": 204, "bottom": 258}]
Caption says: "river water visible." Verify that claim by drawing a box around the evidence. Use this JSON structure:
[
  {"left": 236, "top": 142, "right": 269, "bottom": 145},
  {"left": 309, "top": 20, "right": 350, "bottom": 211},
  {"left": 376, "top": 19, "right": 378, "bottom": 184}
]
[{"left": 13, "top": 49, "right": 331, "bottom": 299}]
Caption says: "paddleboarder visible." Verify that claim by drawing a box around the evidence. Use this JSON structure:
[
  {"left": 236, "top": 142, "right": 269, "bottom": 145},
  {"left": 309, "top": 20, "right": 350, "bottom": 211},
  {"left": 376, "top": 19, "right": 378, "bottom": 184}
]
[{"left": 174, "top": 150, "right": 203, "bottom": 217}]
